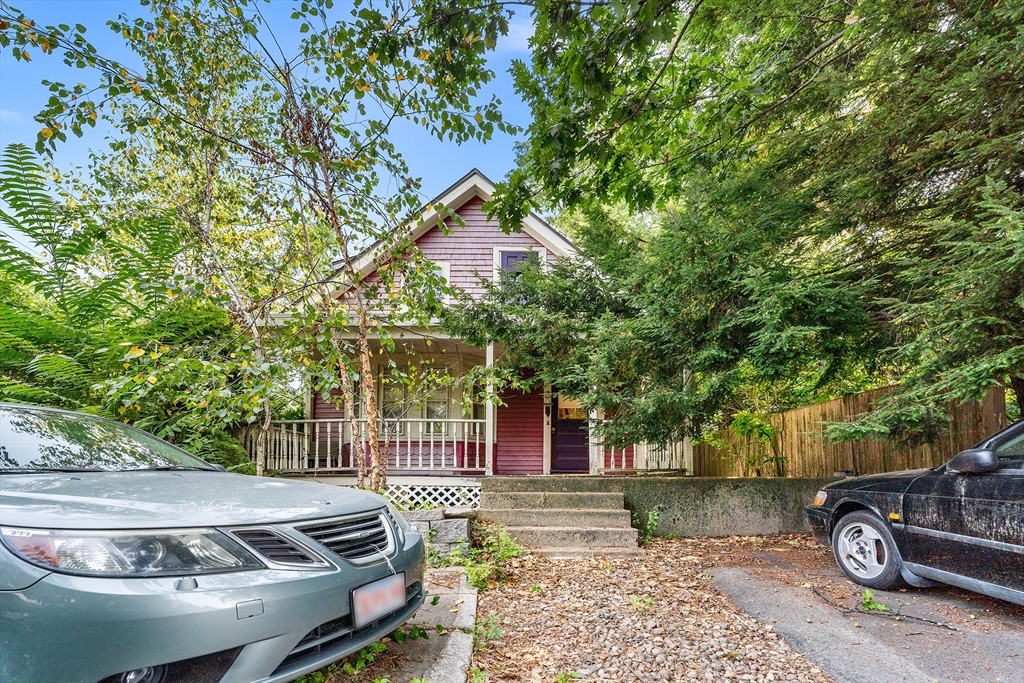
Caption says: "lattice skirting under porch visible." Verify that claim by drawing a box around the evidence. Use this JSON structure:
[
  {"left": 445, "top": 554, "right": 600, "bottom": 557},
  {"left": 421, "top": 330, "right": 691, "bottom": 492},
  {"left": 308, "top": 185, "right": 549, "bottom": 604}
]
[{"left": 378, "top": 481, "right": 481, "bottom": 509}]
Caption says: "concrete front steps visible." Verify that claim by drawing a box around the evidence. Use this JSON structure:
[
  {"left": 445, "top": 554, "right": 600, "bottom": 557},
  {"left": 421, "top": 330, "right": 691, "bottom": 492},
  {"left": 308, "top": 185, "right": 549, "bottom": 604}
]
[{"left": 477, "top": 479, "right": 643, "bottom": 559}]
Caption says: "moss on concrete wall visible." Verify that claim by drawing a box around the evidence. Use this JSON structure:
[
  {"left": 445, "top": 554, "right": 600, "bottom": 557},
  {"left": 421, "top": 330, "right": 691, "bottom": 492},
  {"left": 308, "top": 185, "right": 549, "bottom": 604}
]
[{"left": 482, "top": 476, "right": 833, "bottom": 537}]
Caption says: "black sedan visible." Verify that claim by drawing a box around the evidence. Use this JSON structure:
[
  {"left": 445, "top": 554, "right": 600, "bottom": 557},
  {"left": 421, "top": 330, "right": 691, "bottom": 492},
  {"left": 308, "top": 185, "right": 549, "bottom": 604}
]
[{"left": 806, "top": 419, "right": 1023, "bottom": 605}]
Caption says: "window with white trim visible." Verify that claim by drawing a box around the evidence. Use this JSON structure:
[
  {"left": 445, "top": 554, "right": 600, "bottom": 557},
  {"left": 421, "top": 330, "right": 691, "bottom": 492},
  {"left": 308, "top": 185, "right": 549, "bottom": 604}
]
[
  {"left": 469, "top": 382, "right": 486, "bottom": 436},
  {"left": 422, "top": 367, "right": 451, "bottom": 435},
  {"left": 498, "top": 250, "right": 539, "bottom": 274},
  {"left": 430, "top": 261, "right": 451, "bottom": 302},
  {"left": 380, "top": 365, "right": 407, "bottom": 436}
]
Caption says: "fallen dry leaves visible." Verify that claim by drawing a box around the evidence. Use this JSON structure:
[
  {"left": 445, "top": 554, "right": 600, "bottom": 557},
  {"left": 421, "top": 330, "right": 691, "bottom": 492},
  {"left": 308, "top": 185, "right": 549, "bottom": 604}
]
[{"left": 472, "top": 536, "right": 834, "bottom": 683}]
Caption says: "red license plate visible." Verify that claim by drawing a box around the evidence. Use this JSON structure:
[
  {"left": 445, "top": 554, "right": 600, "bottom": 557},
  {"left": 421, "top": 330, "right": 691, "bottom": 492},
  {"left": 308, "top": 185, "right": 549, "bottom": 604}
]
[{"left": 352, "top": 573, "right": 406, "bottom": 628}]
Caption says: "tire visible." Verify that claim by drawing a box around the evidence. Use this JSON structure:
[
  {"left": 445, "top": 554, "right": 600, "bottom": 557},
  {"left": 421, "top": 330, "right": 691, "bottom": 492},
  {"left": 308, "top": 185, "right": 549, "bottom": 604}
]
[{"left": 831, "top": 510, "right": 905, "bottom": 590}]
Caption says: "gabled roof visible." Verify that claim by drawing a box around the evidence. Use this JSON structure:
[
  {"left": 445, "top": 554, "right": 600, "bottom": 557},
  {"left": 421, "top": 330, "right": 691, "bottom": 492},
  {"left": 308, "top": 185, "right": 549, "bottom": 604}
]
[{"left": 333, "top": 168, "right": 576, "bottom": 278}]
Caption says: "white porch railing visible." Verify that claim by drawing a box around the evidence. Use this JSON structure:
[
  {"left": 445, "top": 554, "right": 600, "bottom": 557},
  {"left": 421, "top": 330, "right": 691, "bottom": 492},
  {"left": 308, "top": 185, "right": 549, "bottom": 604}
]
[
  {"left": 596, "top": 440, "right": 693, "bottom": 474},
  {"left": 246, "top": 419, "right": 488, "bottom": 475}
]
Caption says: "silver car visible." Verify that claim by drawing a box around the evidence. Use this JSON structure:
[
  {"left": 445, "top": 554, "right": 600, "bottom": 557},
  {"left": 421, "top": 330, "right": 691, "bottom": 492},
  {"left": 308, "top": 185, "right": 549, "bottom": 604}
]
[{"left": 0, "top": 404, "right": 424, "bottom": 683}]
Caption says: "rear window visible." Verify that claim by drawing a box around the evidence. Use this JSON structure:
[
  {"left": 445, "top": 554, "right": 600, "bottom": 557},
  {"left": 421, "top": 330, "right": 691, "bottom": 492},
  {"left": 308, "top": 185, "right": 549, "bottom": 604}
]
[{"left": 0, "top": 406, "right": 212, "bottom": 472}]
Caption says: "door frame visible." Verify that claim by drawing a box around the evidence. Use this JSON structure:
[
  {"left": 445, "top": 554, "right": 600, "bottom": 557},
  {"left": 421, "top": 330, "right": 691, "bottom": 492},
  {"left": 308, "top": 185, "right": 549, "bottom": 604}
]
[{"left": 542, "top": 383, "right": 552, "bottom": 474}]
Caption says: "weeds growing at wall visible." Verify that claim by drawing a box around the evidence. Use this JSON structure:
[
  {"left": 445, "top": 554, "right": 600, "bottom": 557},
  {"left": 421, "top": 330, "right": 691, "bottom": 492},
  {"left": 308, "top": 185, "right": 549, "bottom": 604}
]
[{"left": 435, "top": 521, "right": 523, "bottom": 590}]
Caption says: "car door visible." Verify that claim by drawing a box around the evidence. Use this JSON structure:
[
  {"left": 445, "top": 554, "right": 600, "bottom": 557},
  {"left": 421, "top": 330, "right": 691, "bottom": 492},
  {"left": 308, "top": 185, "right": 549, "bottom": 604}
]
[{"left": 903, "top": 426, "right": 1024, "bottom": 592}]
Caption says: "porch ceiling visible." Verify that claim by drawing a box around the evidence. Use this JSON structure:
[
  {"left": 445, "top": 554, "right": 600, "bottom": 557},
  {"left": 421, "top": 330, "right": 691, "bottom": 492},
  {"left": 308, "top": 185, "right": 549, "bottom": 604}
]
[
  {"left": 307, "top": 333, "right": 502, "bottom": 367},
  {"left": 375, "top": 335, "right": 486, "bottom": 364}
]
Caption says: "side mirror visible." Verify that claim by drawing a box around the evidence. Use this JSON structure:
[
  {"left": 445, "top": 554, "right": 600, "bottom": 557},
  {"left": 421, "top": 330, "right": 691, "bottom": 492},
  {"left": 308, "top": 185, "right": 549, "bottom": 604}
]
[
  {"left": 209, "top": 463, "right": 227, "bottom": 472},
  {"left": 946, "top": 448, "right": 998, "bottom": 475}
]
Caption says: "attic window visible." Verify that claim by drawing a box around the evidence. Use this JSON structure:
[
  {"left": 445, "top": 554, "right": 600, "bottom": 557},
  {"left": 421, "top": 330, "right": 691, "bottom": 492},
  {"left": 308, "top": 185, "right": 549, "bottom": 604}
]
[
  {"left": 427, "top": 261, "right": 450, "bottom": 302},
  {"left": 431, "top": 261, "right": 451, "bottom": 284},
  {"left": 499, "top": 250, "right": 538, "bottom": 273}
]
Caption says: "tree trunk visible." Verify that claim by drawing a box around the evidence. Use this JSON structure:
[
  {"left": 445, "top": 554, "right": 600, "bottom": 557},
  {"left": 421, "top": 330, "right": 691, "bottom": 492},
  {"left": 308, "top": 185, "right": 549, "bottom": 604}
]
[
  {"left": 1011, "top": 374, "right": 1024, "bottom": 420},
  {"left": 194, "top": 152, "right": 272, "bottom": 475},
  {"left": 256, "top": 397, "right": 271, "bottom": 477},
  {"left": 338, "top": 359, "right": 366, "bottom": 489},
  {"left": 359, "top": 309, "right": 384, "bottom": 491},
  {"left": 254, "top": 424, "right": 265, "bottom": 477},
  {"left": 381, "top": 429, "right": 392, "bottom": 492}
]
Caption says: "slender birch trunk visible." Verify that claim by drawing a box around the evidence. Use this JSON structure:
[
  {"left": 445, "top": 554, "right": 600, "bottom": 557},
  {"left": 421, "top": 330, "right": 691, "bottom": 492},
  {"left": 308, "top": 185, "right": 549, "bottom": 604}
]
[
  {"left": 358, "top": 307, "right": 384, "bottom": 491},
  {"left": 338, "top": 357, "right": 366, "bottom": 488}
]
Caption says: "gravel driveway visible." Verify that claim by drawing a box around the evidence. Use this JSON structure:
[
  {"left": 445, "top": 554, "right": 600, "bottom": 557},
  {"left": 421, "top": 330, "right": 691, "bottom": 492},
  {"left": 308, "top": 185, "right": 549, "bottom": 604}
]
[
  {"left": 471, "top": 538, "right": 832, "bottom": 682},
  {"left": 471, "top": 535, "right": 1024, "bottom": 683}
]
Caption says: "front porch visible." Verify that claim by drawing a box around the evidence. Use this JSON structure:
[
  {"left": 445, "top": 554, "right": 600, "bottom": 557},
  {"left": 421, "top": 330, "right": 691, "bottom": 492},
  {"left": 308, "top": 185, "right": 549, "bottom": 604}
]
[
  {"left": 244, "top": 415, "right": 693, "bottom": 479},
  {"left": 246, "top": 334, "right": 693, "bottom": 483},
  {"left": 250, "top": 418, "right": 489, "bottom": 476}
]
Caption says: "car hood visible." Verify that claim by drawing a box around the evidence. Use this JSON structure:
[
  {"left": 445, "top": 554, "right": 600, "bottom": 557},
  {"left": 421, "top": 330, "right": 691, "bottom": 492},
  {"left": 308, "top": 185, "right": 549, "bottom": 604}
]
[
  {"left": 0, "top": 472, "right": 385, "bottom": 529},
  {"left": 824, "top": 467, "right": 933, "bottom": 494}
]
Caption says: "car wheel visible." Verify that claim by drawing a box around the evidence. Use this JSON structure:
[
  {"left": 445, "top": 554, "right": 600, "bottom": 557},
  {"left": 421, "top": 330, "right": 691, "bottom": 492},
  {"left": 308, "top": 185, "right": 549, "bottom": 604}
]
[{"left": 831, "top": 510, "right": 904, "bottom": 590}]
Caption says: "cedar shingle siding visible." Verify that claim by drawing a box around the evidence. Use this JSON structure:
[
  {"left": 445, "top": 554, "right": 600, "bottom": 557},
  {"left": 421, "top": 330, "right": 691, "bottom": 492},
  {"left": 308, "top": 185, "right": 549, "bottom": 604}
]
[
  {"left": 417, "top": 195, "right": 551, "bottom": 298},
  {"left": 496, "top": 383, "right": 545, "bottom": 475}
]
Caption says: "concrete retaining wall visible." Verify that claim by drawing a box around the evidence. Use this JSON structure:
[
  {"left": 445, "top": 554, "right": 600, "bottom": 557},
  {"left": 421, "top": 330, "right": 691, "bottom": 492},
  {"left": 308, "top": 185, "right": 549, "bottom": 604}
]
[
  {"left": 402, "top": 509, "right": 469, "bottom": 558},
  {"left": 481, "top": 476, "right": 834, "bottom": 537}
]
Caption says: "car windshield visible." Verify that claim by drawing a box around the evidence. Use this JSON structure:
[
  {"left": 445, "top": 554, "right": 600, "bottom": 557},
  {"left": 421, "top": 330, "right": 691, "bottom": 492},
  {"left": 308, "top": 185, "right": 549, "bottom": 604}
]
[
  {"left": 995, "top": 428, "right": 1024, "bottom": 469},
  {"left": 0, "top": 406, "right": 214, "bottom": 472}
]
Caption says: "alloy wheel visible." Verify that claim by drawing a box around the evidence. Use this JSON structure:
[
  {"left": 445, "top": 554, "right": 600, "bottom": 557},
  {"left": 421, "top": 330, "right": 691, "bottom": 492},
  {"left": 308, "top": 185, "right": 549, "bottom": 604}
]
[{"left": 836, "top": 521, "right": 888, "bottom": 580}]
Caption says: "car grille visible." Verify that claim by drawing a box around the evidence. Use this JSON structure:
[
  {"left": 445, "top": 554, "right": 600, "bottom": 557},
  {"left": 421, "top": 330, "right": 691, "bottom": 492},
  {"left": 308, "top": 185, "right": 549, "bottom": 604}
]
[
  {"left": 298, "top": 513, "right": 390, "bottom": 560},
  {"left": 233, "top": 529, "right": 318, "bottom": 565},
  {"left": 273, "top": 582, "right": 422, "bottom": 675}
]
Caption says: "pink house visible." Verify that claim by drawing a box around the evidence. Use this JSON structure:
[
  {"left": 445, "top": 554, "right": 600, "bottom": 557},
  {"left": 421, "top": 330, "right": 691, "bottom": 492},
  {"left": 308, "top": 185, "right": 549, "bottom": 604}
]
[{"left": 257, "top": 170, "right": 690, "bottom": 500}]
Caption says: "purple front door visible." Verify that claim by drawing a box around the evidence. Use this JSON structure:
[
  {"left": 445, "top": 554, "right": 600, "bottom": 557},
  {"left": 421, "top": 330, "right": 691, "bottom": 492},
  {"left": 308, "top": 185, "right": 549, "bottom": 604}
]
[{"left": 552, "top": 394, "right": 589, "bottom": 473}]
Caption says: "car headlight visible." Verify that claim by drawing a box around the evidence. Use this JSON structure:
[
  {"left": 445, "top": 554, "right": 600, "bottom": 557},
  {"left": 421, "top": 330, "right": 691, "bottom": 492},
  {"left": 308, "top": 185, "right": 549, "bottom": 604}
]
[
  {"left": 0, "top": 526, "right": 264, "bottom": 577},
  {"left": 812, "top": 490, "right": 828, "bottom": 506}
]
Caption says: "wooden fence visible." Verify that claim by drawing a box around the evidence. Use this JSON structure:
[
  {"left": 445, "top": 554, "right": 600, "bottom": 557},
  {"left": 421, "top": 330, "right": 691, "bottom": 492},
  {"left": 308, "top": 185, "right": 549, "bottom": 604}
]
[{"left": 692, "top": 386, "right": 1008, "bottom": 477}]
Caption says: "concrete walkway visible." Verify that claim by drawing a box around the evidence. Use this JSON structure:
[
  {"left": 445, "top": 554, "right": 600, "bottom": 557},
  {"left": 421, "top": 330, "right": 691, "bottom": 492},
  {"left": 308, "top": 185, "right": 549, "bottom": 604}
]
[{"left": 383, "top": 568, "right": 477, "bottom": 683}]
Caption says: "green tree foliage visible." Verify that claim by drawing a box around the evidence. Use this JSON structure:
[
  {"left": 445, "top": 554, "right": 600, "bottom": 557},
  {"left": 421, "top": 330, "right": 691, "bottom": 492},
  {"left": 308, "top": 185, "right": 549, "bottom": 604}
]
[
  {"left": 445, "top": 205, "right": 887, "bottom": 445},
  {"left": 446, "top": 0, "right": 1024, "bottom": 439},
  {"left": 0, "top": 143, "right": 288, "bottom": 468},
  {"left": 1, "top": 0, "right": 516, "bottom": 480}
]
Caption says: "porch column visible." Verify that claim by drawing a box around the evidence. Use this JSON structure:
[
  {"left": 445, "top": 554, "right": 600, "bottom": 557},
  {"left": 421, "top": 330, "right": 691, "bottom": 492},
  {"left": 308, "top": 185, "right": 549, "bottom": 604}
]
[
  {"left": 485, "top": 343, "right": 495, "bottom": 476},
  {"left": 588, "top": 408, "right": 601, "bottom": 475}
]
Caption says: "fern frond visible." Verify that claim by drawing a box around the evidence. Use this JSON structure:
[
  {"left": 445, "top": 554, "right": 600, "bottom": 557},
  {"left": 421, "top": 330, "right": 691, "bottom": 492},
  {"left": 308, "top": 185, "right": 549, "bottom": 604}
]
[
  {"left": 0, "top": 376, "right": 87, "bottom": 408},
  {"left": 0, "top": 143, "right": 60, "bottom": 244},
  {"left": 26, "top": 353, "right": 91, "bottom": 383}
]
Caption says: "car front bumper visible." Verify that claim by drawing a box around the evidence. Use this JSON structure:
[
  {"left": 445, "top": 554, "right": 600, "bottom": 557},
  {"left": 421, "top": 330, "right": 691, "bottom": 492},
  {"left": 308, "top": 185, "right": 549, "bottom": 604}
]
[
  {"left": 804, "top": 505, "right": 831, "bottom": 546},
  {"left": 0, "top": 527, "right": 424, "bottom": 683}
]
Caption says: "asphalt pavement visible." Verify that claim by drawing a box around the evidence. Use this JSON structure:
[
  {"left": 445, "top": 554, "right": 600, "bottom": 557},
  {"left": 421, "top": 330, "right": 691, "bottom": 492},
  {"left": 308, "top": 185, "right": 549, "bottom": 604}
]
[{"left": 712, "top": 566, "right": 1023, "bottom": 683}]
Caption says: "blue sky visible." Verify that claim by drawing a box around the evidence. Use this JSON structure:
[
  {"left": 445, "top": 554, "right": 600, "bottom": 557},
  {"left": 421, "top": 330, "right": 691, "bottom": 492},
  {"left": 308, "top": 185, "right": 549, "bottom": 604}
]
[{"left": 0, "top": 0, "right": 534, "bottom": 202}]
